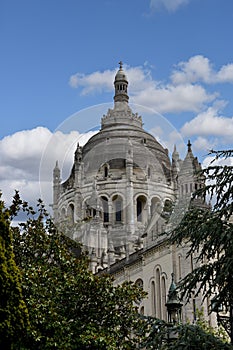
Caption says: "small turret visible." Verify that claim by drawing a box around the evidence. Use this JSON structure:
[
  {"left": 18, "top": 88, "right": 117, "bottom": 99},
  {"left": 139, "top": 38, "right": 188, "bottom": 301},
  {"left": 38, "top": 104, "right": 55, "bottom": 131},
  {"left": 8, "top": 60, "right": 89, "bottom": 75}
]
[
  {"left": 166, "top": 273, "right": 183, "bottom": 324},
  {"left": 75, "top": 142, "right": 83, "bottom": 163},
  {"left": 114, "top": 61, "right": 129, "bottom": 104},
  {"left": 74, "top": 143, "right": 83, "bottom": 187},
  {"left": 172, "top": 145, "right": 180, "bottom": 189},
  {"left": 172, "top": 145, "right": 180, "bottom": 170},
  {"left": 178, "top": 140, "right": 204, "bottom": 199},
  {"left": 53, "top": 160, "right": 60, "bottom": 184}
]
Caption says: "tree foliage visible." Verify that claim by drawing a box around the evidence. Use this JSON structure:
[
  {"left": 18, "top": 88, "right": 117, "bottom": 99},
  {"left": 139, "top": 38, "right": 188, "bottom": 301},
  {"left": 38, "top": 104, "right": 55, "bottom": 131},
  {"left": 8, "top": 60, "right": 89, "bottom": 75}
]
[
  {"left": 2, "top": 149, "right": 233, "bottom": 350},
  {"left": 137, "top": 315, "right": 233, "bottom": 350},
  {"left": 0, "top": 193, "right": 29, "bottom": 349},
  {"left": 168, "top": 149, "right": 233, "bottom": 310},
  {"left": 8, "top": 191, "right": 146, "bottom": 349}
]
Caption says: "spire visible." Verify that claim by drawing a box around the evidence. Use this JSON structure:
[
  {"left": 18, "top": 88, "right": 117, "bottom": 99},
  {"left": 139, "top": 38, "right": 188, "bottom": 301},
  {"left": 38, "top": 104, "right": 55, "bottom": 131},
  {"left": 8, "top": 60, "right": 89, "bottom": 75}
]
[
  {"left": 75, "top": 142, "right": 82, "bottom": 163},
  {"left": 172, "top": 144, "right": 180, "bottom": 162},
  {"left": 187, "top": 140, "right": 192, "bottom": 153},
  {"left": 53, "top": 161, "right": 60, "bottom": 183},
  {"left": 114, "top": 61, "right": 129, "bottom": 104},
  {"left": 184, "top": 139, "right": 195, "bottom": 163},
  {"left": 168, "top": 272, "right": 176, "bottom": 294},
  {"left": 166, "top": 273, "right": 183, "bottom": 324}
]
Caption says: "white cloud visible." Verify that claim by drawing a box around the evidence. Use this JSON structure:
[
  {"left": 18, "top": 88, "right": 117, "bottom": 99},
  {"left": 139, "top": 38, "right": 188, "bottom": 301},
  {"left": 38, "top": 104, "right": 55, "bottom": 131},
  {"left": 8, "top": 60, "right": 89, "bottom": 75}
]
[
  {"left": 202, "top": 155, "right": 233, "bottom": 169},
  {"left": 181, "top": 106, "right": 233, "bottom": 138},
  {"left": 150, "top": 0, "right": 190, "bottom": 12},
  {"left": 192, "top": 136, "right": 217, "bottom": 153},
  {"left": 69, "top": 65, "right": 154, "bottom": 95},
  {"left": 0, "top": 127, "right": 50, "bottom": 162},
  {"left": 171, "top": 56, "right": 213, "bottom": 84},
  {"left": 0, "top": 127, "right": 95, "bottom": 210},
  {"left": 131, "top": 83, "right": 216, "bottom": 113},
  {"left": 69, "top": 63, "right": 216, "bottom": 114},
  {"left": 69, "top": 70, "right": 114, "bottom": 95},
  {"left": 216, "top": 63, "right": 233, "bottom": 83},
  {"left": 171, "top": 55, "right": 233, "bottom": 85}
]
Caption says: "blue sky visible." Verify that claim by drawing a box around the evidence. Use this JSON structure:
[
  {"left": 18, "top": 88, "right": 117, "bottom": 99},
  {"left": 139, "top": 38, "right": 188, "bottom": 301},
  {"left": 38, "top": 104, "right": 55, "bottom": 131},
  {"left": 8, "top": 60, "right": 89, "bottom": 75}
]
[{"left": 1, "top": 0, "right": 233, "bottom": 207}]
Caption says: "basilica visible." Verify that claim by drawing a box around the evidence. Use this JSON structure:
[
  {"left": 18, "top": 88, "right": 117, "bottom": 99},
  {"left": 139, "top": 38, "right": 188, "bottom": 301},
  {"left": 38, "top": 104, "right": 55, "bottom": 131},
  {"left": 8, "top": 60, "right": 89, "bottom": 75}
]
[{"left": 52, "top": 63, "right": 211, "bottom": 324}]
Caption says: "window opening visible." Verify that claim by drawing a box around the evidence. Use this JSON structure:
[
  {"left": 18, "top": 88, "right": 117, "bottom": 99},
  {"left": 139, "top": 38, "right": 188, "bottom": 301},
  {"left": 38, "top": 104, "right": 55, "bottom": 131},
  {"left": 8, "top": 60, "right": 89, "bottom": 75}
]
[{"left": 137, "top": 199, "right": 142, "bottom": 222}]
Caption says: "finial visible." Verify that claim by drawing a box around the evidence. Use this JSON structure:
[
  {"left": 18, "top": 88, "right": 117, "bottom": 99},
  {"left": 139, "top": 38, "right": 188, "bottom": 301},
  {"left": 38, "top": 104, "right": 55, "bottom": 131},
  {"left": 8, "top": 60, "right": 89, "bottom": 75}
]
[
  {"left": 168, "top": 272, "right": 177, "bottom": 293},
  {"left": 187, "top": 140, "right": 192, "bottom": 152},
  {"left": 119, "top": 61, "right": 123, "bottom": 70},
  {"left": 54, "top": 160, "right": 60, "bottom": 169},
  {"left": 171, "top": 272, "right": 174, "bottom": 283}
]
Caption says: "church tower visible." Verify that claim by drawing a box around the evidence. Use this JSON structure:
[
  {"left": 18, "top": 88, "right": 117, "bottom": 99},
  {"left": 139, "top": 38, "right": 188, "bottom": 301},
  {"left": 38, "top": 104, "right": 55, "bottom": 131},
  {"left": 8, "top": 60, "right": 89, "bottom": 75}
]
[
  {"left": 52, "top": 62, "right": 211, "bottom": 323},
  {"left": 52, "top": 62, "right": 204, "bottom": 273}
]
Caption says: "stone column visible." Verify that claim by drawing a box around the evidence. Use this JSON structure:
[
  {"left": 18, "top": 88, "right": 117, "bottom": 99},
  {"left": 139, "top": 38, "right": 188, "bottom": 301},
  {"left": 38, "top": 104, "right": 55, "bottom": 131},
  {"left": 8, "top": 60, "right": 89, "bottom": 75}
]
[{"left": 108, "top": 199, "right": 113, "bottom": 224}]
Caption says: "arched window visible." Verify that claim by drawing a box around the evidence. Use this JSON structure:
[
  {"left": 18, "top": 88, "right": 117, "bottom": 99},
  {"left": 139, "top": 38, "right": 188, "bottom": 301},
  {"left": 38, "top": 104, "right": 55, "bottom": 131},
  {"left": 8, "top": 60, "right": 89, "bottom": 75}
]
[
  {"left": 101, "top": 196, "right": 109, "bottom": 223},
  {"left": 135, "top": 278, "right": 143, "bottom": 289},
  {"left": 61, "top": 207, "right": 66, "bottom": 219},
  {"left": 148, "top": 167, "right": 151, "bottom": 178},
  {"left": 104, "top": 165, "right": 108, "bottom": 178},
  {"left": 151, "top": 281, "right": 156, "bottom": 316},
  {"left": 162, "top": 199, "right": 173, "bottom": 219},
  {"left": 67, "top": 203, "right": 74, "bottom": 224},
  {"left": 116, "top": 200, "right": 122, "bottom": 222},
  {"left": 137, "top": 195, "right": 147, "bottom": 223},
  {"left": 137, "top": 199, "right": 142, "bottom": 222},
  {"left": 156, "top": 269, "right": 162, "bottom": 319},
  {"left": 113, "top": 195, "right": 123, "bottom": 222},
  {"left": 178, "top": 255, "right": 182, "bottom": 280},
  {"left": 164, "top": 199, "right": 172, "bottom": 212},
  {"left": 161, "top": 276, "right": 167, "bottom": 321}
]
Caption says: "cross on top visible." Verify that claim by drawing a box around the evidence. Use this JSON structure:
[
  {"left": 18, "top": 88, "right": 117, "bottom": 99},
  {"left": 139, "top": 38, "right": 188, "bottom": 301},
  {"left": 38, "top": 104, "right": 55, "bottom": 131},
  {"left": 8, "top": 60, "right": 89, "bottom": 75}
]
[{"left": 119, "top": 61, "right": 123, "bottom": 69}]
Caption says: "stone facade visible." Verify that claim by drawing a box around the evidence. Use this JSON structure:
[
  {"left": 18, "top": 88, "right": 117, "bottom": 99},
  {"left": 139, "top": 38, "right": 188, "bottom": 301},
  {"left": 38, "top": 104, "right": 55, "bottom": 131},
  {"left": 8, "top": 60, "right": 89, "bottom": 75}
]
[{"left": 52, "top": 63, "right": 212, "bottom": 324}]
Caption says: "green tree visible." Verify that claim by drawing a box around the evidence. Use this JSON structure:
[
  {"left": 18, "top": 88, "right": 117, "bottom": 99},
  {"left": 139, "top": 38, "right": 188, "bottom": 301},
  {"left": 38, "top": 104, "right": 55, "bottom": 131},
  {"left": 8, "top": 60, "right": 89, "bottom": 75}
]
[
  {"left": 0, "top": 193, "right": 29, "bottom": 349},
  {"left": 10, "top": 192, "right": 146, "bottom": 349},
  {"left": 138, "top": 315, "right": 233, "bottom": 350},
  {"left": 168, "top": 149, "right": 233, "bottom": 341}
]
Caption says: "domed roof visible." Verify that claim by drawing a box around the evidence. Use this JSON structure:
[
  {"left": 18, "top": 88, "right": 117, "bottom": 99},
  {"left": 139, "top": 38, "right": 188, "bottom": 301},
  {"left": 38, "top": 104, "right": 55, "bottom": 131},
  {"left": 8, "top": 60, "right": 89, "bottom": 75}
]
[
  {"left": 81, "top": 62, "right": 171, "bottom": 181},
  {"left": 114, "top": 61, "right": 128, "bottom": 82}
]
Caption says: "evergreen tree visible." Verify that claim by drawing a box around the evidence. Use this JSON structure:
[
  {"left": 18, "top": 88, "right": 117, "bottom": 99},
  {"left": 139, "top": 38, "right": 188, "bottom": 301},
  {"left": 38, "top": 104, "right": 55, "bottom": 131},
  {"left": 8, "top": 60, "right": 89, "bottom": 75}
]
[
  {"left": 0, "top": 194, "right": 29, "bottom": 349},
  {"left": 168, "top": 149, "right": 233, "bottom": 341},
  {"left": 138, "top": 316, "right": 233, "bottom": 350}
]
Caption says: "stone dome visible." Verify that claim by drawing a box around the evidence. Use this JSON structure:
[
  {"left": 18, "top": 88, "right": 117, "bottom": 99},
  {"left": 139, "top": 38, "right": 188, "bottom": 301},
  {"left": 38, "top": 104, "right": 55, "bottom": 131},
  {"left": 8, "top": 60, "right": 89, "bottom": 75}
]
[
  {"left": 114, "top": 61, "right": 128, "bottom": 82},
  {"left": 81, "top": 63, "right": 171, "bottom": 183},
  {"left": 53, "top": 62, "right": 177, "bottom": 265}
]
